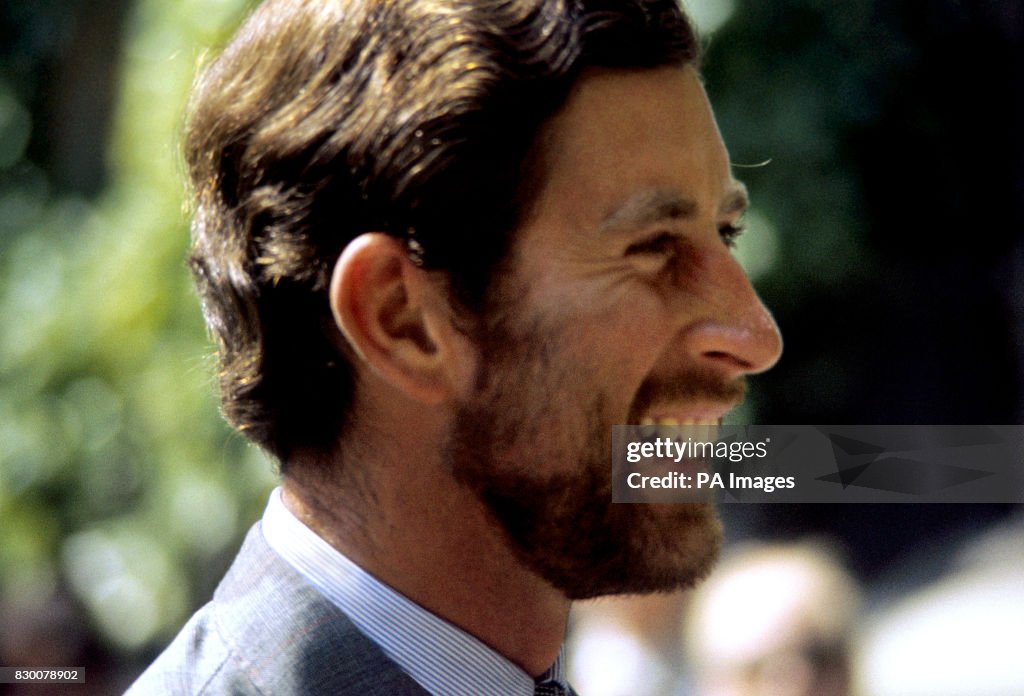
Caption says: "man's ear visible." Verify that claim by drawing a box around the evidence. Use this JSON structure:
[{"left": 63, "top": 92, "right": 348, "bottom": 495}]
[{"left": 329, "top": 233, "right": 474, "bottom": 405}]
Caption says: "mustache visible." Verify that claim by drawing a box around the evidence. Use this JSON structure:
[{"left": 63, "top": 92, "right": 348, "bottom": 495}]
[{"left": 628, "top": 370, "right": 747, "bottom": 422}]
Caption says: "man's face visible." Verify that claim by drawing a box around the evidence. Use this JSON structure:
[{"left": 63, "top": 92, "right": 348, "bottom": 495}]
[{"left": 448, "top": 66, "right": 782, "bottom": 599}]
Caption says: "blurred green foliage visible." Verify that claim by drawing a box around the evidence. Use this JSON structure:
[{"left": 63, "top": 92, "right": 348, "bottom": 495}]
[{"left": 0, "top": 0, "right": 274, "bottom": 661}]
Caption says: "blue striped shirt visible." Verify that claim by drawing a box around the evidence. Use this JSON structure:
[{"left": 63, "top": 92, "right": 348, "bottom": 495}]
[{"left": 262, "top": 487, "right": 569, "bottom": 696}]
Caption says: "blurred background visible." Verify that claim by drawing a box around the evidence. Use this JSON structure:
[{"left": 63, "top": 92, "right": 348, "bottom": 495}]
[{"left": 0, "top": 0, "right": 1021, "bottom": 693}]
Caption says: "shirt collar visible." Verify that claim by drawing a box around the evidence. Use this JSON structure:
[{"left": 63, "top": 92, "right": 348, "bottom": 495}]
[{"left": 262, "top": 487, "right": 570, "bottom": 696}]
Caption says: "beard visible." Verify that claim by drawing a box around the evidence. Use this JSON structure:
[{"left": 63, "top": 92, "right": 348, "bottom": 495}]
[{"left": 446, "top": 315, "right": 733, "bottom": 600}]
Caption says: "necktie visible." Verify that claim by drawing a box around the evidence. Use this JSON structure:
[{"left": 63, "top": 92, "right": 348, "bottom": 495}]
[{"left": 534, "top": 681, "right": 571, "bottom": 696}]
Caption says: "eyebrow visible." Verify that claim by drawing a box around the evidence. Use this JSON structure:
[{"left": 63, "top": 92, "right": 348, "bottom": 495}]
[
  {"left": 599, "top": 190, "right": 697, "bottom": 234},
  {"left": 599, "top": 183, "right": 750, "bottom": 235},
  {"left": 720, "top": 182, "right": 750, "bottom": 216}
]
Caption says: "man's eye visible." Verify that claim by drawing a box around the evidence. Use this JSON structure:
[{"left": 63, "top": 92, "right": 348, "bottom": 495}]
[
  {"left": 719, "top": 222, "right": 746, "bottom": 249},
  {"left": 625, "top": 233, "right": 678, "bottom": 256}
]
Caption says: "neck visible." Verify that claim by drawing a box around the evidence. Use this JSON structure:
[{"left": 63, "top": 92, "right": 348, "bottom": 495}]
[{"left": 282, "top": 433, "right": 570, "bottom": 677}]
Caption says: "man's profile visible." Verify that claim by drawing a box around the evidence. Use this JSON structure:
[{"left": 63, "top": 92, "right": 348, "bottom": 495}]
[{"left": 129, "top": 0, "right": 781, "bottom": 693}]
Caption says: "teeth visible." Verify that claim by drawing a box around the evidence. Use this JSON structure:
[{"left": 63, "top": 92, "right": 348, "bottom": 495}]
[
  {"left": 638, "top": 417, "right": 655, "bottom": 439},
  {"left": 639, "top": 418, "right": 718, "bottom": 426}
]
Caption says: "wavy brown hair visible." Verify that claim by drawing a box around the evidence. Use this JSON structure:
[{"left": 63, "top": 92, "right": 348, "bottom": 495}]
[{"left": 185, "top": 0, "right": 699, "bottom": 465}]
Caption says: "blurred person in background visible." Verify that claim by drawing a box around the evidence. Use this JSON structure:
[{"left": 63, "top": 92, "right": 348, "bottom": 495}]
[
  {"left": 856, "top": 513, "right": 1024, "bottom": 696},
  {"left": 126, "top": 0, "right": 781, "bottom": 694},
  {"left": 568, "top": 592, "right": 690, "bottom": 696},
  {"left": 683, "top": 541, "right": 861, "bottom": 696}
]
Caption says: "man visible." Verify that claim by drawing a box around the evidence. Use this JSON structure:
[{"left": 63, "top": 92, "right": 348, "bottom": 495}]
[{"left": 130, "top": 0, "right": 781, "bottom": 693}]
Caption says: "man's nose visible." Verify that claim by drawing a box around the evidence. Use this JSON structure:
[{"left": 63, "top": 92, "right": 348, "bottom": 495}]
[{"left": 674, "top": 244, "right": 783, "bottom": 378}]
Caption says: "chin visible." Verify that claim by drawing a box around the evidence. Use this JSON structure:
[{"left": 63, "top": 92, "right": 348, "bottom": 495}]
[
  {"left": 479, "top": 467, "right": 725, "bottom": 601},
  {"left": 559, "top": 501, "right": 724, "bottom": 600}
]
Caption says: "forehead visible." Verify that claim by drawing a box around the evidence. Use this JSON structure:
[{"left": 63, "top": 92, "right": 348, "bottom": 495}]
[{"left": 525, "top": 65, "right": 738, "bottom": 230}]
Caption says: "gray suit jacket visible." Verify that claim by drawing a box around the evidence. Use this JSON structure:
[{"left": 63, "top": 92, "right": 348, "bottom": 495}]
[{"left": 127, "top": 523, "right": 430, "bottom": 695}]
